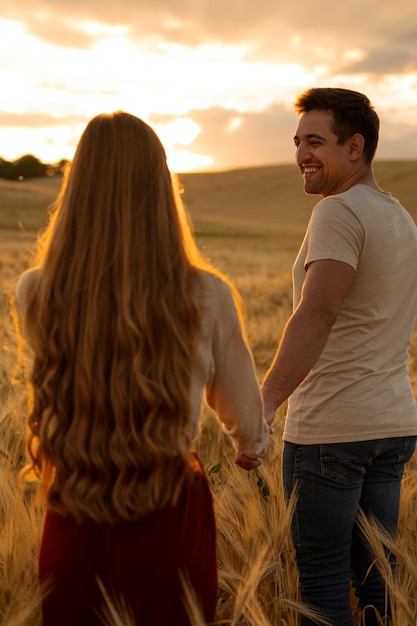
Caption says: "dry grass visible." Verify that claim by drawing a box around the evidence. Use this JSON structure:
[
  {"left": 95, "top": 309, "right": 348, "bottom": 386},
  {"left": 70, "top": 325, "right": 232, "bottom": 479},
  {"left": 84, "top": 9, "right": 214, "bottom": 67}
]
[{"left": 1, "top": 163, "right": 417, "bottom": 625}]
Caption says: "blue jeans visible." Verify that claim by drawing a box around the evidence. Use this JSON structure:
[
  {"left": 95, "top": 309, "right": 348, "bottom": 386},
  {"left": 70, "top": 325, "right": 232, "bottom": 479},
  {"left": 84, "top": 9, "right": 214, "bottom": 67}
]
[{"left": 283, "top": 436, "right": 417, "bottom": 626}]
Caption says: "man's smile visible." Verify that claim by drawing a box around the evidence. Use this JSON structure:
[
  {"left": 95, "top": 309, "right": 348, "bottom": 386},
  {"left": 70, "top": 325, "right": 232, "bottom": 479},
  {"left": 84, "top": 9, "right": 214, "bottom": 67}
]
[{"left": 302, "top": 165, "right": 321, "bottom": 177}]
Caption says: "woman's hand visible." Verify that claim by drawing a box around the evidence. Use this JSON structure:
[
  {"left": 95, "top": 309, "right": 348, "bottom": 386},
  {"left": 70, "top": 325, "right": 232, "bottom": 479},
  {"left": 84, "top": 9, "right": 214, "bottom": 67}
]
[{"left": 234, "top": 452, "right": 262, "bottom": 471}]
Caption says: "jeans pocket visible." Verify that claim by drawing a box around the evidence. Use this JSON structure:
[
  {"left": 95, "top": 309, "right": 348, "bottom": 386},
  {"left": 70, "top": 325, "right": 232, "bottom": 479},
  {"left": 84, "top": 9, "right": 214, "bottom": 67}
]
[
  {"left": 395, "top": 436, "right": 417, "bottom": 477},
  {"left": 398, "top": 436, "right": 417, "bottom": 463},
  {"left": 320, "top": 443, "right": 366, "bottom": 486}
]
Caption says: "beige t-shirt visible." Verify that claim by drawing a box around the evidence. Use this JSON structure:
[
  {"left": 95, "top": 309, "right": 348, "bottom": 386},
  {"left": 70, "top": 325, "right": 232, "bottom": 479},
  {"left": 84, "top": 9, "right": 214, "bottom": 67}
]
[
  {"left": 16, "top": 268, "right": 269, "bottom": 458},
  {"left": 284, "top": 184, "right": 417, "bottom": 444}
]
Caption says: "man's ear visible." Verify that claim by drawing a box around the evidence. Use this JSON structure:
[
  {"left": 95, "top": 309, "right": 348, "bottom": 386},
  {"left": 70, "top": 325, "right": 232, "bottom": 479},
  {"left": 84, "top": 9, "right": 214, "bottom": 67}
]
[{"left": 348, "top": 133, "right": 365, "bottom": 161}]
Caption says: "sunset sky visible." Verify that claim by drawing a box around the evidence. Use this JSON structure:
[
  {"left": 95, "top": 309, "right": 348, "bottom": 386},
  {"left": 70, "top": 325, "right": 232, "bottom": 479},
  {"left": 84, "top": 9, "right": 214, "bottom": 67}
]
[{"left": 1, "top": 0, "right": 417, "bottom": 172}]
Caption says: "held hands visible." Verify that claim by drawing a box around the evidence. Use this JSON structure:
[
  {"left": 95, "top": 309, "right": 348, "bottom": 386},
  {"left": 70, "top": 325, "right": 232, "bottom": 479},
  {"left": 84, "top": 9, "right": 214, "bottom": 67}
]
[
  {"left": 234, "top": 387, "right": 276, "bottom": 470},
  {"left": 234, "top": 417, "right": 274, "bottom": 470},
  {"left": 234, "top": 452, "right": 262, "bottom": 471}
]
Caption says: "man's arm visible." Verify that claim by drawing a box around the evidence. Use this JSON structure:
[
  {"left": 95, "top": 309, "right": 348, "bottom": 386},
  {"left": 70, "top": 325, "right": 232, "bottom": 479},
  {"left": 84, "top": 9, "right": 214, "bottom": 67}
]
[{"left": 262, "top": 259, "right": 355, "bottom": 424}]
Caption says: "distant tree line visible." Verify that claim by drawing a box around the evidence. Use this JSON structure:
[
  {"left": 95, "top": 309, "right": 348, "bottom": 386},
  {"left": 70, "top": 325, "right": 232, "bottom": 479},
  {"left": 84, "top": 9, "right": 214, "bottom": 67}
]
[{"left": 0, "top": 155, "right": 69, "bottom": 180}]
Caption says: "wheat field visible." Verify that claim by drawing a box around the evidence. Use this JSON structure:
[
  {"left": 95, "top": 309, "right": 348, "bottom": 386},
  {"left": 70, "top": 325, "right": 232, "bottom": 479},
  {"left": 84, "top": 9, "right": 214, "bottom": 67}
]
[{"left": 1, "top": 162, "right": 417, "bottom": 625}]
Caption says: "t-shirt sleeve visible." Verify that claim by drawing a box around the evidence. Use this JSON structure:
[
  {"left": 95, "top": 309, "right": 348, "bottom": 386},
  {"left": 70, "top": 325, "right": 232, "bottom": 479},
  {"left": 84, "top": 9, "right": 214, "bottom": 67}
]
[
  {"left": 204, "top": 280, "right": 270, "bottom": 458},
  {"left": 304, "top": 197, "right": 364, "bottom": 270}
]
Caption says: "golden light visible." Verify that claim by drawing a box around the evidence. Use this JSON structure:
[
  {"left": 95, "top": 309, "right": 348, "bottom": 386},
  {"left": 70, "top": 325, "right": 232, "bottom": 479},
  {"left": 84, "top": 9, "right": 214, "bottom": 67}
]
[
  {"left": 167, "top": 149, "right": 213, "bottom": 173},
  {"left": 227, "top": 117, "right": 243, "bottom": 133},
  {"left": 154, "top": 118, "right": 212, "bottom": 172},
  {"left": 79, "top": 20, "right": 128, "bottom": 37},
  {"left": 342, "top": 48, "right": 367, "bottom": 63}
]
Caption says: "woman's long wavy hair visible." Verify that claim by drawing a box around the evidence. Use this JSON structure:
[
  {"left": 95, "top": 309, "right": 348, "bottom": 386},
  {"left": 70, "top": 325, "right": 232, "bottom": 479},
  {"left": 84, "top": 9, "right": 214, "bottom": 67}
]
[{"left": 22, "top": 112, "right": 215, "bottom": 523}]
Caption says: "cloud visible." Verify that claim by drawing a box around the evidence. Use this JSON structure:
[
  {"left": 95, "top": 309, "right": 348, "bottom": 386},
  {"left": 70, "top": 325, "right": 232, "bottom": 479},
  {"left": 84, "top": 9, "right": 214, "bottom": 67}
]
[
  {"left": 29, "top": 19, "right": 96, "bottom": 50},
  {"left": 1, "top": 0, "right": 416, "bottom": 76},
  {"left": 1, "top": 1, "right": 417, "bottom": 168},
  {"left": 336, "top": 45, "right": 417, "bottom": 75},
  {"left": 0, "top": 112, "right": 87, "bottom": 129},
  {"left": 181, "top": 105, "right": 297, "bottom": 168}
]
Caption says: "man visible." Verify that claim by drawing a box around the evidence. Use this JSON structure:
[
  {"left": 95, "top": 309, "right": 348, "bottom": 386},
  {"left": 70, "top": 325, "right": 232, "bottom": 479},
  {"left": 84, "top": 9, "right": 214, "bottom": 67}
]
[{"left": 262, "top": 88, "right": 417, "bottom": 626}]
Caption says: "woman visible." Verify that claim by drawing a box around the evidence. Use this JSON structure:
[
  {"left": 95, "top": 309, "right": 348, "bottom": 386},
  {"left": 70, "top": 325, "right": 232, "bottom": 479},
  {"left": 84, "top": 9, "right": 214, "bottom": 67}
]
[{"left": 16, "top": 112, "right": 270, "bottom": 625}]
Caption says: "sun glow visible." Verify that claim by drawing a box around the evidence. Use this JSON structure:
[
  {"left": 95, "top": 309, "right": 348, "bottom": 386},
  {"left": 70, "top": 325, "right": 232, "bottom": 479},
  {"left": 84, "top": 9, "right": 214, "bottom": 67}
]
[
  {"left": 342, "top": 48, "right": 367, "bottom": 63},
  {"left": 155, "top": 118, "right": 201, "bottom": 146},
  {"left": 80, "top": 20, "right": 128, "bottom": 37},
  {"left": 167, "top": 149, "right": 213, "bottom": 173},
  {"left": 154, "top": 118, "right": 212, "bottom": 172},
  {"left": 227, "top": 117, "right": 243, "bottom": 133}
]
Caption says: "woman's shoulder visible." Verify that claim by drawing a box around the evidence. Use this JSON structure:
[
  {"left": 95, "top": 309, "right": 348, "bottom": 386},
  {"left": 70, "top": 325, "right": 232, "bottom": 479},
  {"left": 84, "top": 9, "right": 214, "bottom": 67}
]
[
  {"left": 15, "top": 268, "right": 40, "bottom": 316},
  {"left": 194, "top": 269, "right": 241, "bottom": 337},
  {"left": 194, "top": 269, "right": 235, "bottom": 303}
]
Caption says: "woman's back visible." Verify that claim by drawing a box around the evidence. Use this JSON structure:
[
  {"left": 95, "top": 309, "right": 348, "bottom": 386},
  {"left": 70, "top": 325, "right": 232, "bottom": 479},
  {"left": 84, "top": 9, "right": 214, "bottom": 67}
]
[{"left": 16, "top": 111, "right": 269, "bottom": 625}]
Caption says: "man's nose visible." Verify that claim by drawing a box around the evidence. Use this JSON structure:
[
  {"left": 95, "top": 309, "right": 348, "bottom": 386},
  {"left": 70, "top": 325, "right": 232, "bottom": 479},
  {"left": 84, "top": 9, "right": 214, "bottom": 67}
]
[{"left": 296, "top": 143, "right": 311, "bottom": 165}]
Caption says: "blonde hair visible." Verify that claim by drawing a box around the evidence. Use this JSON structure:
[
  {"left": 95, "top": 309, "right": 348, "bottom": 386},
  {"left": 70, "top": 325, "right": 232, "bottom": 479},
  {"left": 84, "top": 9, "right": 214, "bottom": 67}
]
[{"left": 22, "top": 112, "right": 220, "bottom": 522}]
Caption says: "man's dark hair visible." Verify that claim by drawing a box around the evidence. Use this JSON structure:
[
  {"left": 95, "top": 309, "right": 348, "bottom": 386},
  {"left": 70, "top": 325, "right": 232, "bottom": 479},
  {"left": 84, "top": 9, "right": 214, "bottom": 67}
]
[{"left": 295, "top": 87, "right": 379, "bottom": 164}]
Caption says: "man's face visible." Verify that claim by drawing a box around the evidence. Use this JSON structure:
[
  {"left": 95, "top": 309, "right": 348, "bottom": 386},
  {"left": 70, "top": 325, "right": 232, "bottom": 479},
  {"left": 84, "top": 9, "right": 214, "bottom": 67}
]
[{"left": 293, "top": 109, "right": 353, "bottom": 197}]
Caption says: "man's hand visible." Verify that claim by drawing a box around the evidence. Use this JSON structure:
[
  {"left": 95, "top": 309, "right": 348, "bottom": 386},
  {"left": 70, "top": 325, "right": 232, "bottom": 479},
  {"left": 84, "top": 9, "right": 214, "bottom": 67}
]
[{"left": 234, "top": 452, "right": 262, "bottom": 471}]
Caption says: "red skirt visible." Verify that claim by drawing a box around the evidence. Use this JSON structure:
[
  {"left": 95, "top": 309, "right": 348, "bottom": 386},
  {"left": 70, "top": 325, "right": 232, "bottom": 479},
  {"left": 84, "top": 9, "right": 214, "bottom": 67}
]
[{"left": 39, "top": 459, "right": 217, "bottom": 626}]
